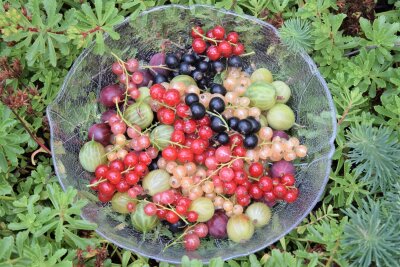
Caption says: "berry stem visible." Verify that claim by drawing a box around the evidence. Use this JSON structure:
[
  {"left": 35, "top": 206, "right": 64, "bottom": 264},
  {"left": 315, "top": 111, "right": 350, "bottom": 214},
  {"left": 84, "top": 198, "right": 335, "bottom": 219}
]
[
  {"left": 141, "top": 65, "right": 176, "bottom": 72},
  {"left": 191, "top": 27, "right": 219, "bottom": 45},
  {"left": 162, "top": 223, "right": 198, "bottom": 252},
  {"left": 206, "top": 110, "right": 229, "bottom": 131},
  {"left": 240, "top": 51, "right": 256, "bottom": 57},
  {"left": 87, "top": 178, "right": 107, "bottom": 188}
]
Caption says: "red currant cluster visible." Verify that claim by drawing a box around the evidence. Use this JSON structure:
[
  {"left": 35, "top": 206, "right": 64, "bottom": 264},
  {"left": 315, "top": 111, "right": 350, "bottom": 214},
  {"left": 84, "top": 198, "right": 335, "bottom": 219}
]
[
  {"left": 191, "top": 25, "right": 245, "bottom": 60},
  {"left": 143, "top": 192, "right": 198, "bottom": 224}
]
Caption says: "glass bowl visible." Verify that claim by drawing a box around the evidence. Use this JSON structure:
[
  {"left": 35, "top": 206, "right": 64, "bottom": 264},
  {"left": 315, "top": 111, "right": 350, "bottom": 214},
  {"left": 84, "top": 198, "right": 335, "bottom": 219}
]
[{"left": 47, "top": 4, "right": 337, "bottom": 264}]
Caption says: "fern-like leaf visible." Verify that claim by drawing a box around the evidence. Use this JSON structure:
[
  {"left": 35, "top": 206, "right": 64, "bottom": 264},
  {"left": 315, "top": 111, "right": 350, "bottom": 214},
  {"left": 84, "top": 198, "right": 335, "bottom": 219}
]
[
  {"left": 279, "top": 18, "right": 313, "bottom": 53},
  {"left": 342, "top": 198, "right": 400, "bottom": 267},
  {"left": 346, "top": 124, "right": 400, "bottom": 192}
]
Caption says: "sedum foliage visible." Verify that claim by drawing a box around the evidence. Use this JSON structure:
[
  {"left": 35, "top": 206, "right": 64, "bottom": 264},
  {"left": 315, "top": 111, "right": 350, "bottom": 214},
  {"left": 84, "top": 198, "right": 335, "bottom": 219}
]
[{"left": 0, "top": 0, "right": 399, "bottom": 266}]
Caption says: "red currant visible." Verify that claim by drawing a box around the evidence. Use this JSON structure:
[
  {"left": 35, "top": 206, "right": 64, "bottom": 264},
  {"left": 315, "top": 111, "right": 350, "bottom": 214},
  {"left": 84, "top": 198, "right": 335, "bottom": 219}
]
[
  {"left": 183, "top": 119, "right": 197, "bottom": 134},
  {"left": 163, "top": 89, "right": 181, "bottom": 106},
  {"left": 124, "top": 152, "right": 138, "bottom": 168},
  {"left": 156, "top": 209, "right": 167, "bottom": 219},
  {"left": 229, "top": 133, "right": 243, "bottom": 146},
  {"left": 193, "top": 223, "right": 208, "bottom": 238},
  {"left": 234, "top": 170, "right": 248, "bottom": 185},
  {"left": 207, "top": 45, "right": 221, "bottom": 61},
  {"left": 281, "top": 174, "right": 295, "bottom": 186},
  {"left": 158, "top": 108, "right": 175, "bottom": 125},
  {"left": 192, "top": 38, "right": 207, "bottom": 54},
  {"left": 219, "top": 167, "right": 235, "bottom": 182},
  {"left": 249, "top": 184, "right": 263, "bottom": 199},
  {"left": 198, "top": 125, "right": 213, "bottom": 140},
  {"left": 237, "top": 194, "right": 251, "bottom": 206},
  {"left": 226, "top": 32, "right": 239, "bottom": 43},
  {"left": 249, "top": 162, "right": 263, "bottom": 177},
  {"left": 98, "top": 181, "right": 116, "bottom": 196},
  {"left": 139, "top": 152, "right": 152, "bottom": 165},
  {"left": 212, "top": 25, "right": 225, "bottom": 40},
  {"left": 232, "top": 146, "right": 246, "bottom": 157},
  {"left": 175, "top": 205, "right": 188, "bottom": 215},
  {"left": 187, "top": 211, "right": 199, "bottom": 222},
  {"left": 191, "top": 139, "right": 207, "bottom": 155},
  {"left": 224, "top": 181, "right": 237, "bottom": 195},
  {"left": 125, "top": 171, "right": 140, "bottom": 185},
  {"left": 176, "top": 103, "right": 190, "bottom": 118},
  {"left": 258, "top": 176, "right": 273, "bottom": 192},
  {"left": 106, "top": 170, "right": 122, "bottom": 185},
  {"left": 232, "top": 43, "right": 245, "bottom": 55},
  {"left": 218, "top": 41, "right": 232, "bottom": 57},
  {"left": 162, "top": 146, "right": 178, "bottom": 161},
  {"left": 150, "top": 84, "right": 166, "bottom": 100},
  {"left": 231, "top": 158, "right": 244, "bottom": 171},
  {"left": 235, "top": 185, "right": 248, "bottom": 197},
  {"left": 215, "top": 146, "right": 232, "bottom": 163},
  {"left": 284, "top": 189, "right": 298, "bottom": 203},
  {"left": 191, "top": 26, "right": 204, "bottom": 38},
  {"left": 205, "top": 156, "right": 218, "bottom": 170},
  {"left": 273, "top": 184, "right": 288, "bottom": 199},
  {"left": 89, "top": 177, "right": 99, "bottom": 191},
  {"left": 177, "top": 148, "right": 194, "bottom": 163},
  {"left": 264, "top": 191, "right": 276, "bottom": 202},
  {"left": 98, "top": 193, "right": 113, "bottom": 203},
  {"left": 272, "top": 178, "right": 280, "bottom": 186},
  {"left": 134, "top": 162, "right": 148, "bottom": 177},
  {"left": 109, "top": 160, "right": 124, "bottom": 172},
  {"left": 116, "top": 180, "right": 129, "bottom": 192},
  {"left": 166, "top": 211, "right": 180, "bottom": 224},
  {"left": 197, "top": 116, "right": 210, "bottom": 126},
  {"left": 194, "top": 153, "right": 206, "bottom": 165},
  {"left": 171, "top": 130, "right": 186, "bottom": 144},
  {"left": 95, "top": 164, "right": 109, "bottom": 178},
  {"left": 206, "top": 30, "right": 215, "bottom": 40}
]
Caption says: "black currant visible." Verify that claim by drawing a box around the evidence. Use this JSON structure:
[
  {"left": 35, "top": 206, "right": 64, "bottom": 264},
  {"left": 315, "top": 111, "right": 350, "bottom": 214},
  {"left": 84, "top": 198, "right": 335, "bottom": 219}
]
[
  {"left": 165, "top": 54, "right": 179, "bottom": 68},
  {"left": 185, "top": 93, "right": 199, "bottom": 106},
  {"left": 209, "top": 97, "right": 225, "bottom": 113},
  {"left": 210, "top": 83, "right": 227, "bottom": 95},
  {"left": 247, "top": 116, "right": 261, "bottom": 133},
  {"left": 154, "top": 74, "right": 167, "bottom": 84},
  {"left": 166, "top": 220, "right": 187, "bottom": 233},
  {"left": 228, "top": 55, "right": 243, "bottom": 68},
  {"left": 179, "top": 62, "right": 192, "bottom": 75},
  {"left": 190, "top": 102, "right": 206, "bottom": 120},
  {"left": 228, "top": 116, "right": 240, "bottom": 130},
  {"left": 197, "top": 61, "right": 210, "bottom": 72},
  {"left": 191, "top": 70, "right": 203, "bottom": 81},
  {"left": 216, "top": 132, "right": 230, "bottom": 145},
  {"left": 182, "top": 54, "right": 196, "bottom": 64},
  {"left": 210, "top": 115, "right": 227, "bottom": 133},
  {"left": 212, "top": 60, "right": 225, "bottom": 73},
  {"left": 237, "top": 119, "right": 253, "bottom": 135},
  {"left": 148, "top": 160, "right": 159, "bottom": 171},
  {"left": 244, "top": 134, "right": 258, "bottom": 149}
]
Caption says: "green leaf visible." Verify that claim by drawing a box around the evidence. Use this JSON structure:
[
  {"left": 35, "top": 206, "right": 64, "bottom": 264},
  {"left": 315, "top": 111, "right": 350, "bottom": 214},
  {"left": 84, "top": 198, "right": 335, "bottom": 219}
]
[
  {"left": 0, "top": 236, "right": 14, "bottom": 260},
  {"left": 121, "top": 251, "right": 131, "bottom": 267},
  {"left": 208, "top": 257, "right": 224, "bottom": 267}
]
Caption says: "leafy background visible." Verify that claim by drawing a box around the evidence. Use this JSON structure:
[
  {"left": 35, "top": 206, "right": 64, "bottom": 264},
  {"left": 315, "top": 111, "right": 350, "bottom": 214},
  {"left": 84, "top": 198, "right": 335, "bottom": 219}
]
[{"left": 0, "top": 0, "right": 399, "bottom": 266}]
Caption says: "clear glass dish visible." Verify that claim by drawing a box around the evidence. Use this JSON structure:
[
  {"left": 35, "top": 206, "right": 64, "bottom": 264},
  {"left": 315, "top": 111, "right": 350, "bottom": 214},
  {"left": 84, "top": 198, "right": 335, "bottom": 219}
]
[{"left": 47, "top": 4, "right": 337, "bottom": 264}]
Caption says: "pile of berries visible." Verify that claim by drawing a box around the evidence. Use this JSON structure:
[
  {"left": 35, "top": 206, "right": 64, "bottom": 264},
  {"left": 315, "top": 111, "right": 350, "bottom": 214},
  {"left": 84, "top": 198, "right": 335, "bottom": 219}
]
[{"left": 78, "top": 24, "right": 308, "bottom": 252}]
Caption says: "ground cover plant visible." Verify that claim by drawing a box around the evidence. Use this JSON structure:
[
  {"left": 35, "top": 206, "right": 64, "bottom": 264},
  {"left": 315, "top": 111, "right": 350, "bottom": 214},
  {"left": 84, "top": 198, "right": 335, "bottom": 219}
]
[{"left": 0, "top": 0, "right": 399, "bottom": 266}]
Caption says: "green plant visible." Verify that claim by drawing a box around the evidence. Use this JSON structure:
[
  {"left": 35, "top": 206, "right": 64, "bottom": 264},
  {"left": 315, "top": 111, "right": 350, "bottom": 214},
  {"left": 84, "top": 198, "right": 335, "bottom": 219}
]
[{"left": 0, "top": 0, "right": 399, "bottom": 266}]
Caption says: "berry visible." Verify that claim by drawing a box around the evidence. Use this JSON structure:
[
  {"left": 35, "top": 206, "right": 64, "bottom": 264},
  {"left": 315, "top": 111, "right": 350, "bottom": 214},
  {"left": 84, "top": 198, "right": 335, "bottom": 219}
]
[
  {"left": 226, "top": 32, "right": 239, "bottom": 43},
  {"left": 177, "top": 148, "right": 194, "bottom": 163},
  {"left": 209, "top": 97, "right": 225, "bottom": 113},
  {"left": 216, "top": 132, "right": 229, "bottom": 145},
  {"left": 249, "top": 184, "right": 263, "bottom": 199},
  {"left": 197, "top": 61, "right": 209, "bottom": 72},
  {"left": 218, "top": 41, "right": 232, "bottom": 57},
  {"left": 131, "top": 71, "right": 144, "bottom": 84},
  {"left": 224, "top": 181, "right": 237, "bottom": 194},
  {"left": 197, "top": 116, "right": 211, "bottom": 126},
  {"left": 198, "top": 125, "right": 213, "bottom": 140},
  {"left": 210, "top": 83, "right": 227, "bottom": 95},
  {"left": 191, "top": 139, "right": 207, "bottom": 155},
  {"left": 184, "top": 233, "right": 200, "bottom": 251},
  {"left": 212, "top": 25, "right": 225, "bottom": 40},
  {"left": 116, "top": 180, "right": 129, "bottom": 192},
  {"left": 95, "top": 164, "right": 109, "bottom": 178},
  {"left": 191, "top": 26, "right": 204, "bottom": 38},
  {"left": 125, "top": 171, "right": 140, "bottom": 185},
  {"left": 219, "top": 167, "right": 235, "bottom": 182},
  {"left": 259, "top": 176, "right": 273, "bottom": 192},
  {"left": 163, "top": 89, "right": 181, "bottom": 106},
  {"left": 156, "top": 209, "right": 167, "bottom": 219},
  {"left": 144, "top": 203, "right": 157, "bottom": 216},
  {"left": 234, "top": 170, "right": 248, "bottom": 185},
  {"left": 249, "top": 162, "right": 263, "bottom": 177},
  {"left": 192, "top": 38, "right": 207, "bottom": 54},
  {"left": 281, "top": 174, "right": 295, "bottom": 186},
  {"left": 106, "top": 170, "right": 122, "bottom": 185},
  {"left": 187, "top": 211, "right": 199, "bottom": 222},
  {"left": 273, "top": 184, "right": 288, "bottom": 199},
  {"left": 109, "top": 159, "right": 124, "bottom": 172},
  {"left": 176, "top": 103, "right": 190, "bottom": 118},
  {"left": 89, "top": 177, "right": 100, "bottom": 191},
  {"left": 126, "top": 58, "right": 139, "bottom": 72},
  {"left": 182, "top": 54, "right": 196, "bottom": 64},
  {"left": 179, "top": 62, "right": 192, "bottom": 75},
  {"left": 158, "top": 108, "right": 175, "bottom": 125},
  {"left": 183, "top": 119, "right": 197, "bottom": 134},
  {"left": 165, "top": 54, "right": 179, "bottom": 68},
  {"left": 235, "top": 185, "right": 248, "bottom": 197},
  {"left": 139, "top": 152, "right": 152, "bottom": 165},
  {"left": 206, "top": 30, "right": 215, "bottom": 39},
  {"left": 134, "top": 162, "right": 148, "bottom": 177},
  {"left": 185, "top": 93, "right": 200, "bottom": 106},
  {"left": 232, "top": 43, "right": 245, "bottom": 55},
  {"left": 237, "top": 194, "right": 251, "bottom": 206},
  {"left": 228, "top": 55, "right": 243, "bottom": 68},
  {"left": 284, "top": 189, "right": 298, "bottom": 203},
  {"left": 124, "top": 152, "right": 139, "bottom": 168},
  {"left": 237, "top": 119, "right": 253, "bottom": 135},
  {"left": 207, "top": 46, "right": 221, "bottom": 61},
  {"left": 162, "top": 146, "right": 178, "bottom": 161},
  {"left": 210, "top": 116, "right": 226, "bottom": 133},
  {"left": 190, "top": 102, "right": 206, "bottom": 120},
  {"left": 215, "top": 146, "right": 232, "bottom": 163},
  {"left": 193, "top": 223, "right": 208, "bottom": 238},
  {"left": 171, "top": 130, "right": 186, "bottom": 144},
  {"left": 98, "top": 181, "right": 116, "bottom": 196},
  {"left": 150, "top": 84, "right": 166, "bottom": 100},
  {"left": 112, "top": 62, "right": 124, "bottom": 75},
  {"left": 232, "top": 146, "right": 246, "bottom": 157},
  {"left": 175, "top": 205, "right": 188, "bottom": 215}
]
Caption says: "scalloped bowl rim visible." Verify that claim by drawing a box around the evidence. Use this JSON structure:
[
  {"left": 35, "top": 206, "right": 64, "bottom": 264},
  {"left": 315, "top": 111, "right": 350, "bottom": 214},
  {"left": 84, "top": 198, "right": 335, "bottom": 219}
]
[{"left": 47, "top": 4, "right": 337, "bottom": 264}]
